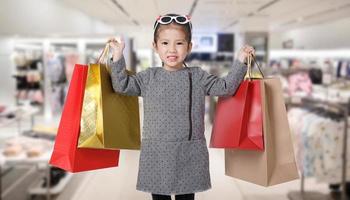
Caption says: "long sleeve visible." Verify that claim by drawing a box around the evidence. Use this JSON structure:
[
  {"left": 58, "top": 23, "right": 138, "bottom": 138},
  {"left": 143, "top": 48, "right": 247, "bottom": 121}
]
[
  {"left": 108, "top": 56, "right": 150, "bottom": 97},
  {"left": 198, "top": 60, "right": 247, "bottom": 97}
]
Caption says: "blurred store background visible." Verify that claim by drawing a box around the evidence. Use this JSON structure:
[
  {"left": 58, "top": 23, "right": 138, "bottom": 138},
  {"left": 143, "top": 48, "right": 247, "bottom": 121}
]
[{"left": 1, "top": 0, "right": 350, "bottom": 199}]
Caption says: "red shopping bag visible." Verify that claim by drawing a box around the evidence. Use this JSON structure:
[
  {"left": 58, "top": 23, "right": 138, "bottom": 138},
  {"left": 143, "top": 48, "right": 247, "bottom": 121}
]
[
  {"left": 210, "top": 54, "right": 264, "bottom": 150},
  {"left": 210, "top": 80, "right": 264, "bottom": 150},
  {"left": 49, "top": 64, "right": 120, "bottom": 172}
]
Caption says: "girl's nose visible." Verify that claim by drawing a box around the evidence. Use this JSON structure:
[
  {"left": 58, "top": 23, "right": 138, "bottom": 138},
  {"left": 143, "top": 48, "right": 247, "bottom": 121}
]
[{"left": 169, "top": 44, "right": 176, "bottom": 52}]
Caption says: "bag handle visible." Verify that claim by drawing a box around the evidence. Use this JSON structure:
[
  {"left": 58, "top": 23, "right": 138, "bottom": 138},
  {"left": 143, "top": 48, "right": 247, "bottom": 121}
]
[
  {"left": 94, "top": 44, "right": 113, "bottom": 74},
  {"left": 96, "top": 44, "right": 110, "bottom": 64},
  {"left": 246, "top": 53, "right": 264, "bottom": 80}
]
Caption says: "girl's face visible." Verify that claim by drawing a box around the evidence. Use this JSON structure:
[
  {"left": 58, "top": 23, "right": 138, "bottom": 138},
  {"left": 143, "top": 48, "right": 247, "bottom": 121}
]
[{"left": 153, "top": 25, "right": 192, "bottom": 71}]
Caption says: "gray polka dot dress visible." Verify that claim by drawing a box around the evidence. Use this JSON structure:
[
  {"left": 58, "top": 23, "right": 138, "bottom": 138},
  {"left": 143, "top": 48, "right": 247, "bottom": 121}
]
[{"left": 109, "top": 57, "right": 247, "bottom": 195}]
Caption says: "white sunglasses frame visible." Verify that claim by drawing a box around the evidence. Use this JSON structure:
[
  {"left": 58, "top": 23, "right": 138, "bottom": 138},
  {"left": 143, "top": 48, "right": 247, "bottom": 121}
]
[{"left": 154, "top": 15, "right": 192, "bottom": 30}]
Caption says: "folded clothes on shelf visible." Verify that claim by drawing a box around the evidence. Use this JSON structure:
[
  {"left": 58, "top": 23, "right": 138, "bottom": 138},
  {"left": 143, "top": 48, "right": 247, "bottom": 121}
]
[{"left": 1, "top": 136, "right": 53, "bottom": 159}]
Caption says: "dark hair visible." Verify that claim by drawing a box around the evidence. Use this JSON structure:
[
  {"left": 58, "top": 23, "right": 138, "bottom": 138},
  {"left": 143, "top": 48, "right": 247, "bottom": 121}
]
[{"left": 153, "top": 13, "right": 192, "bottom": 44}]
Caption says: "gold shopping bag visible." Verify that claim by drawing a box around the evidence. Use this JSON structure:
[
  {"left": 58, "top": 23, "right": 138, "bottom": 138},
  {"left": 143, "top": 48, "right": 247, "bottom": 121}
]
[{"left": 78, "top": 45, "right": 141, "bottom": 150}]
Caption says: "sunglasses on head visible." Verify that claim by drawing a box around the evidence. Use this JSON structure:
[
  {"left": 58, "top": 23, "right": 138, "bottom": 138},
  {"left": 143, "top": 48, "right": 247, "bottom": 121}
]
[{"left": 154, "top": 15, "right": 192, "bottom": 30}]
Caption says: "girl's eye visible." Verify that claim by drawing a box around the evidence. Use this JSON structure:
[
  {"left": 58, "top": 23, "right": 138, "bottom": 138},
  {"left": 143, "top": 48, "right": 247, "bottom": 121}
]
[
  {"left": 161, "top": 42, "right": 168, "bottom": 45},
  {"left": 177, "top": 42, "right": 184, "bottom": 45}
]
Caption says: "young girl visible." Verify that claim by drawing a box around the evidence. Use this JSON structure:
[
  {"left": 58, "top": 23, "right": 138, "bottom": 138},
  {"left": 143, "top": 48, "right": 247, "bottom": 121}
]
[{"left": 108, "top": 14, "right": 254, "bottom": 200}]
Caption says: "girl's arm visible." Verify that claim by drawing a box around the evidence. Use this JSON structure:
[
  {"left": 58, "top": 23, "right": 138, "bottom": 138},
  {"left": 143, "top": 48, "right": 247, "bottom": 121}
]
[
  {"left": 108, "top": 56, "right": 150, "bottom": 97},
  {"left": 199, "top": 45, "right": 254, "bottom": 96},
  {"left": 199, "top": 60, "right": 247, "bottom": 97}
]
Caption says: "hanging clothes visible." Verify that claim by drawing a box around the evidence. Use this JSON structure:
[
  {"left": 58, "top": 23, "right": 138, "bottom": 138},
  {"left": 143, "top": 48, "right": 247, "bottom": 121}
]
[
  {"left": 46, "top": 54, "right": 66, "bottom": 84},
  {"left": 288, "top": 107, "right": 350, "bottom": 184},
  {"left": 288, "top": 72, "right": 313, "bottom": 96},
  {"left": 46, "top": 53, "right": 68, "bottom": 114}
]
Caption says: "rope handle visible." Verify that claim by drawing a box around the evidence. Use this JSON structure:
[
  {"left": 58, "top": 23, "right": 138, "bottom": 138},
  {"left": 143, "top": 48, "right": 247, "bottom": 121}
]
[
  {"left": 246, "top": 53, "right": 264, "bottom": 80},
  {"left": 96, "top": 43, "right": 110, "bottom": 64}
]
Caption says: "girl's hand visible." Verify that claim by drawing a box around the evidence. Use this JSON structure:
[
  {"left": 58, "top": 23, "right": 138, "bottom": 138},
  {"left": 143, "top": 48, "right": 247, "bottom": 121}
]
[
  {"left": 108, "top": 37, "right": 125, "bottom": 62},
  {"left": 237, "top": 45, "right": 255, "bottom": 64}
]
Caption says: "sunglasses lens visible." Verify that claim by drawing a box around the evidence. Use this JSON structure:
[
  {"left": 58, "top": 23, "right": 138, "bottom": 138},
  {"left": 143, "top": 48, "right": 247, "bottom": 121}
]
[
  {"left": 160, "top": 16, "right": 172, "bottom": 23},
  {"left": 176, "top": 16, "right": 187, "bottom": 23}
]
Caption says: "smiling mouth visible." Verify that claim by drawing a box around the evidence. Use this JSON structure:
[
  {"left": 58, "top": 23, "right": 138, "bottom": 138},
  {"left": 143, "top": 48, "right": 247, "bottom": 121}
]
[{"left": 167, "top": 55, "right": 178, "bottom": 61}]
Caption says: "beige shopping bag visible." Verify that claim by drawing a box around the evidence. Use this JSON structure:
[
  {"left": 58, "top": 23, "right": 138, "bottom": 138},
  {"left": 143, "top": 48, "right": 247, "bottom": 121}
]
[{"left": 225, "top": 77, "right": 299, "bottom": 186}]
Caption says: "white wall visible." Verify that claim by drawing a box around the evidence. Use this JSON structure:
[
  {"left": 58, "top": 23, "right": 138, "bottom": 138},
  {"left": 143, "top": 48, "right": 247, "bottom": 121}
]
[
  {"left": 269, "top": 17, "right": 350, "bottom": 50},
  {"left": 0, "top": 0, "right": 116, "bottom": 37},
  {"left": 0, "top": 0, "right": 156, "bottom": 49}
]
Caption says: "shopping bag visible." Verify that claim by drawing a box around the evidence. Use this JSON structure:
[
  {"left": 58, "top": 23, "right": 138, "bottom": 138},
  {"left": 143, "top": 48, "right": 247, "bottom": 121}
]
[
  {"left": 210, "top": 55, "right": 264, "bottom": 150},
  {"left": 78, "top": 45, "right": 141, "bottom": 150},
  {"left": 225, "top": 77, "right": 299, "bottom": 186},
  {"left": 49, "top": 64, "right": 120, "bottom": 173}
]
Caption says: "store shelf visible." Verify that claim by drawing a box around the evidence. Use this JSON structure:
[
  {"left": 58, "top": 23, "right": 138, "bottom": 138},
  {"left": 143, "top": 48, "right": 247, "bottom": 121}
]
[
  {"left": 28, "top": 173, "right": 73, "bottom": 195},
  {"left": 0, "top": 106, "right": 39, "bottom": 128}
]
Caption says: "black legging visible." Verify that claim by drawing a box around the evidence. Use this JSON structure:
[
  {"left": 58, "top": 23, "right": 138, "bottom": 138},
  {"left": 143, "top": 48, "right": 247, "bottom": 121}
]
[{"left": 152, "top": 193, "right": 195, "bottom": 200}]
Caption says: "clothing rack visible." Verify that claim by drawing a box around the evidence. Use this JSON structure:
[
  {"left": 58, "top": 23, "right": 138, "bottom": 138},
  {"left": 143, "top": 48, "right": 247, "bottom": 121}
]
[{"left": 286, "top": 97, "right": 349, "bottom": 200}]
